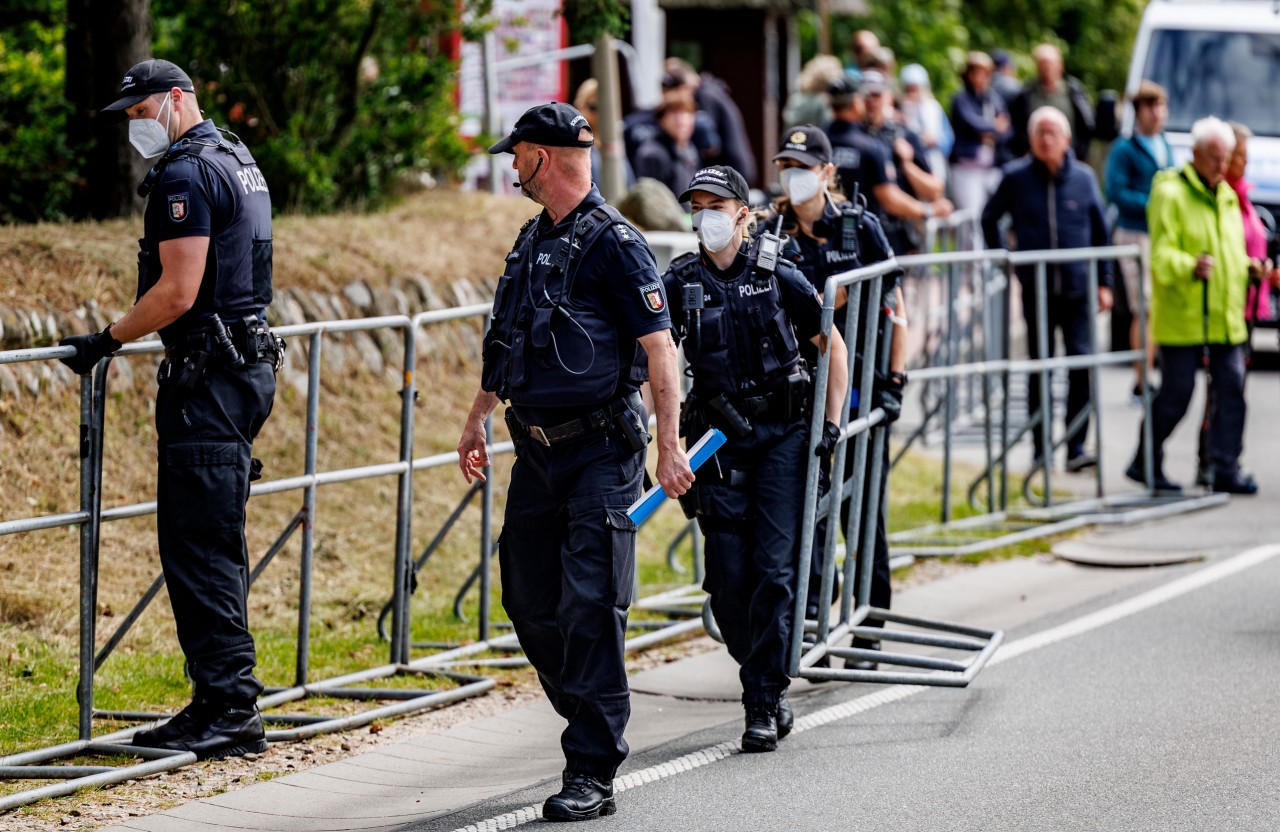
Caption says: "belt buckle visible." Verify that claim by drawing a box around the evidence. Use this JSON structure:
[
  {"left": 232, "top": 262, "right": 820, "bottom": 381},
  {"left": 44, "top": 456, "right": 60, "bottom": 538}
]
[{"left": 528, "top": 425, "right": 551, "bottom": 446}]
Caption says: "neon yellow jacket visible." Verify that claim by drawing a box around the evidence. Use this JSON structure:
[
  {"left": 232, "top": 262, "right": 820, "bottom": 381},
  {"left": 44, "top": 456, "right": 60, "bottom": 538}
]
[{"left": 1147, "top": 163, "right": 1249, "bottom": 346}]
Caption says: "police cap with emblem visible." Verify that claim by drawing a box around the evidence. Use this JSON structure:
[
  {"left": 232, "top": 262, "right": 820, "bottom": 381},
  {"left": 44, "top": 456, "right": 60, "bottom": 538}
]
[
  {"left": 679, "top": 165, "right": 749, "bottom": 204},
  {"left": 488, "top": 102, "right": 595, "bottom": 154},
  {"left": 103, "top": 59, "right": 195, "bottom": 112},
  {"left": 772, "top": 124, "right": 833, "bottom": 168}
]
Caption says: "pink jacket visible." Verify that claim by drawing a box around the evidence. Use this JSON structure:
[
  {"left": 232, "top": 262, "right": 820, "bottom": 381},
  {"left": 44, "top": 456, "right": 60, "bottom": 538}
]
[{"left": 1232, "top": 177, "right": 1271, "bottom": 321}]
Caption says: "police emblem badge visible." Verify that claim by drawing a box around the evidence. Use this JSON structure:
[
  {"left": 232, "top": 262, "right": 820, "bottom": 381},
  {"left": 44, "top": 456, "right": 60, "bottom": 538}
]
[
  {"left": 790, "top": 130, "right": 807, "bottom": 145},
  {"left": 168, "top": 193, "right": 189, "bottom": 222},
  {"left": 639, "top": 281, "right": 665, "bottom": 313}
]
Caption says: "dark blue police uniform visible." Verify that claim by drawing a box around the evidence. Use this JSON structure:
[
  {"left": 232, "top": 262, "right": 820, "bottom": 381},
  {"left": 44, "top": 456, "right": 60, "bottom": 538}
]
[
  {"left": 763, "top": 198, "right": 899, "bottom": 637},
  {"left": 826, "top": 118, "right": 918, "bottom": 255},
  {"left": 662, "top": 242, "right": 823, "bottom": 709},
  {"left": 144, "top": 119, "right": 278, "bottom": 705},
  {"left": 482, "top": 185, "right": 669, "bottom": 781}
]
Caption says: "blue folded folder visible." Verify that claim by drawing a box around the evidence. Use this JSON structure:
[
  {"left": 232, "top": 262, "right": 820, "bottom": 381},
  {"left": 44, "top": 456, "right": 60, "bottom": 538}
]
[{"left": 626, "top": 428, "right": 727, "bottom": 526}]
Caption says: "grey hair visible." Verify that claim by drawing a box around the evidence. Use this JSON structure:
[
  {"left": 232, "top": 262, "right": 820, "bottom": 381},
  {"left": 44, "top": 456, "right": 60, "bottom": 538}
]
[
  {"left": 1028, "top": 105, "right": 1071, "bottom": 138},
  {"left": 1191, "top": 116, "right": 1236, "bottom": 152}
]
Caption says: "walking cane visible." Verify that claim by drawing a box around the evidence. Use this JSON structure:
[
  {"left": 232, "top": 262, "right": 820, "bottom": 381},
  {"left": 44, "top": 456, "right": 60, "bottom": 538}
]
[{"left": 1196, "top": 266, "right": 1213, "bottom": 487}]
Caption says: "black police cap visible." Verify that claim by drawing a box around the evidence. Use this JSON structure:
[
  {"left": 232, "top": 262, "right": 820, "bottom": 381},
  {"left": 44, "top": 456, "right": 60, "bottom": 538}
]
[
  {"left": 679, "top": 165, "right": 749, "bottom": 204},
  {"left": 488, "top": 102, "right": 594, "bottom": 154},
  {"left": 103, "top": 59, "right": 195, "bottom": 112},
  {"left": 773, "top": 125, "right": 833, "bottom": 168}
]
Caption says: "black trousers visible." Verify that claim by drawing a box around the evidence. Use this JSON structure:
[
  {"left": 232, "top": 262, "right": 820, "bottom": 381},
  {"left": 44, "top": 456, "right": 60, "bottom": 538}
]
[
  {"left": 155, "top": 359, "right": 275, "bottom": 704},
  {"left": 694, "top": 417, "right": 807, "bottom": 707},
  {"left": 1023, "top": 289, "right": 1093, "bottom": 458},
  {"left": 499, "top": 405, "right": 646, "bottom": 781},
  {"left": 808, "top": 431, "right": 891, "bottom": 630},
  {"left": 1144, "top": 344, "right": 1247, "bottom": 477}
]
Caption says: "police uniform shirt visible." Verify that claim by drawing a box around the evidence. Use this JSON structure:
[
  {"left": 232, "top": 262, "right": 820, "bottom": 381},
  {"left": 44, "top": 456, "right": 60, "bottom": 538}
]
[
  {"left": 661, "top": 246, "right": 824, "bottom": 353},
  {"left": 825, "top": 118, "right": 897, "bottom": 221},
  {"left": 515, "top": 186, "right": 671, "bottom": 424},
  {"left": 147, "top": 119, "right": 238, "bottom": 248},
  {"left": 142, "top": 119, "right": 273, "bottom": 341}
]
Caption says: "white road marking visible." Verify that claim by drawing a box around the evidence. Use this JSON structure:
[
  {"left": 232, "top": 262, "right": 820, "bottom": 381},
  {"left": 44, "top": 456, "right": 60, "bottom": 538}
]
[{"left": 450, "top": 544, "right": 1280, "bottom": 832}]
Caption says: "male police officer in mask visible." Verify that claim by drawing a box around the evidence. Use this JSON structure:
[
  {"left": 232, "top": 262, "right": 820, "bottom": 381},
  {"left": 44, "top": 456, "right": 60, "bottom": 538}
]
[
  {"left": 59, "top": 59, "right": 281, "bottom": 760},
  {"left": 457, "top": 102, "right": 693, "bottom": 821}
]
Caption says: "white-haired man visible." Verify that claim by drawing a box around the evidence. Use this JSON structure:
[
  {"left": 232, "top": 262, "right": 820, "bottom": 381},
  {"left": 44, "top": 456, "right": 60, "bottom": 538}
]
[
  {"left": 982, "top": 106, "right": 1114, "bottom": 470},
  {"left": 1126, "top": 116, "right": 1256, "bottom": 494}
]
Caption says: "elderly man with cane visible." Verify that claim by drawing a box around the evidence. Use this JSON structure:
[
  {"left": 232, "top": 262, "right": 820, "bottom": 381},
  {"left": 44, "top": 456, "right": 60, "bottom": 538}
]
[{"left": 1126, "top": 116, "right": 1257, "bottom": 495}]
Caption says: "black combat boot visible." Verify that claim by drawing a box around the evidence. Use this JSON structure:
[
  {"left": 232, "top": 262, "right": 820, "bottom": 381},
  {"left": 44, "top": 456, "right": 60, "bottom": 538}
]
[
  {"left": 776, "top": 693, "right": 794, "bottom": 740},
  {"left": 132, "top": 697, "right": 217, "bottom": 748},
  {"left": 133, "top": 699, "right": 267, "bottom": 760},
  {"left": 543, "top": 771, "right": 616, "bottom": 821},
  {"left": 741, "top": 705, "right": 778, "bottom": 753}
]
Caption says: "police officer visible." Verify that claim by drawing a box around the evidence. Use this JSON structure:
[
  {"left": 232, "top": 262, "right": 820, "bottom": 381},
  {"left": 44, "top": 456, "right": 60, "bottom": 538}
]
[
  {"left": 663, "top": 165, "right": 848, "bottom": 752},
  {"left": 456, "top": 102, "right": 692, "bottom": 821},
  {"left": 59, "top": 59, "right": 280, "bottom": 760},
  {"left": 826, "top": 77, "right": 951, "bottom": 256},
  {"left": 765, "top": 126, "right": 906, "bottom": 670}
]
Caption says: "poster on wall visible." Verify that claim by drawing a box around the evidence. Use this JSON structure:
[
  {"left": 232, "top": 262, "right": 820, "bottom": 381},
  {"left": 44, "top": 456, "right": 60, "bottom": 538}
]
[{"left": 457, "top": 0, "right": 568, "bottom": 193}]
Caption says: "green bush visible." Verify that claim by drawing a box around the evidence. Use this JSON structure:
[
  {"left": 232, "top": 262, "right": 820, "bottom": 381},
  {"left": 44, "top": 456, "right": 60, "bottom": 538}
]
[
  {"left": 152, "top": 0, "right": 480, "bottom": 213},
  {"left": 0, "top": 5, "right": 76, "bottom": 223}
]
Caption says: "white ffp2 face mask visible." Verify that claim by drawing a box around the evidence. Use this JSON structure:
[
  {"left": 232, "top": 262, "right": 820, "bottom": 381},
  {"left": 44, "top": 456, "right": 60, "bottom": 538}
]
[
  {"left": 780, "top": 168, "right": 823, "bottom": 204},
  {"left": 693, "top": 208, "right": 739, "bottom": 252},
  {"left": 129, "top": 95, "right": 173, "bottom": 159}
]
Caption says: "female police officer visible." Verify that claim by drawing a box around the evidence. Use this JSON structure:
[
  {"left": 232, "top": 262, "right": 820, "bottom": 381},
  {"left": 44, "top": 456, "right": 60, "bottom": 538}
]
[
  {"left": 662, "top": 165, "right": 848, "bottom": 751},
  {"left": 766, "top": 125, "right": 906, "bottom": 670}
]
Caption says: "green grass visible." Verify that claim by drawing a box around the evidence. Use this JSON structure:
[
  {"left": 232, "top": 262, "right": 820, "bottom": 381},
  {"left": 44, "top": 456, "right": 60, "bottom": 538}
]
[{"left": 0, "top": 442, "right": 1065, "bottom": 767}]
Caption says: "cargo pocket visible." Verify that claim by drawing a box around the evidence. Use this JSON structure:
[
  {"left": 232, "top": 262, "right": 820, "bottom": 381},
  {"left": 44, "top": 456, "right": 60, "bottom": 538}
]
[
  {"left": 606, "top": 508, "right": 638, "bottom": 607},
  {"left": 252, "top": 238, "right": 273, "bottom": 306},
  {"left": 160, "top": 441, "right": 245, "bottom": 533}
]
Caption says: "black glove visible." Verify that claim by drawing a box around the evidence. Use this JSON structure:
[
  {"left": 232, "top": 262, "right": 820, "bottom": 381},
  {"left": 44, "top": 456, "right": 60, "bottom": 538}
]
[
  {"left": 814, "top": 419, "right": 841, "bottom": 459},
  {"left": 59, "top": 326, "right": 122, "bottom": 375},
  {"left": 874, "top": 373, "right": 905, "bottom": 425}
]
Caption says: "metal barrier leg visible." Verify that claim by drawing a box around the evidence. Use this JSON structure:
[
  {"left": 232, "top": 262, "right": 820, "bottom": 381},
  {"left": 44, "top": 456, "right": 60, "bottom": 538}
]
[{"left": 297, "top": 332, "right": 322, "bottom": 686}]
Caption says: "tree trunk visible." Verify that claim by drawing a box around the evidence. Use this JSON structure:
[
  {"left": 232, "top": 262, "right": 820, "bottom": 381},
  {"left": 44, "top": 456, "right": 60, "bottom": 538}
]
[{"left": 66, "top": 0, "right": 152, "bottom": 220}]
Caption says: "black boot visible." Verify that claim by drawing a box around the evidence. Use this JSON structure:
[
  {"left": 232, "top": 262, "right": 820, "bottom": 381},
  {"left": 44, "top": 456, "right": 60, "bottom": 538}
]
[
  {"left": 742, "top": 705, "right": 778, "bottom": 753},
  {"left": 132, "top": 697, "right": 217, "bottom": 748},
  {"left": 845, "top": 639, "right": 882, "bottom": 672},
  {"left": 776, "top": 693, "right": 794, "bottom": 740},
  {"left": 133, "top": 699, "right": 267, "bottom": 760},
  {"left": 1124, "top": 456, "right": 1182, "bottom": 494},
  {"left": 543, "top": 771, "right": 616, "bottom": 821}
]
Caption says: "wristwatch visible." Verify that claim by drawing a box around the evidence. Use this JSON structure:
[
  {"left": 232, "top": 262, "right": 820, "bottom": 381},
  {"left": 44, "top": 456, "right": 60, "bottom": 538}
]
[{"left": 888, "top": 370, "right": 908, "bottom": 387}]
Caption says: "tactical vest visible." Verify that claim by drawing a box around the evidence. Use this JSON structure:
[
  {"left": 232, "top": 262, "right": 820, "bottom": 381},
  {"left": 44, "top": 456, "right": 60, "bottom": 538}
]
[
  {"left": 139, "top": 132, "right": 273, "bottom": 342},
  {"left": 671, "top": 241, "right": 803, "bottom": 397},
  {"left": 482, "top": 203, "right": 644, "bottom": 407}
]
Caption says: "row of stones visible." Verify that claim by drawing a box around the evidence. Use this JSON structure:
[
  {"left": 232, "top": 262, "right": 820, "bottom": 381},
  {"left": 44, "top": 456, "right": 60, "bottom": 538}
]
[{"left": 0, "top": 275, "right": 497, "bottom": 401}]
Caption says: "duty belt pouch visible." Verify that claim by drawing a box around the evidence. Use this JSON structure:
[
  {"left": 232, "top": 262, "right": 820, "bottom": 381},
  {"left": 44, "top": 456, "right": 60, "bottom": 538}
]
[
  {"left": 613, "top": 405, "right": 649, "bottom": 453},
  {"left": 171, "top": 351, "right": 211, "bottom": 390},
  {"left": 503, "top": 408, "right": 527, "bottom": 447}
]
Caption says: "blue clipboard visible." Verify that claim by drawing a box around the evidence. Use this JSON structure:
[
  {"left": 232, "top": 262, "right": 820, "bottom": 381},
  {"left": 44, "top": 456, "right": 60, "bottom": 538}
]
[{"left": 626, "top": 428, "right": 727, "bottom": 526}]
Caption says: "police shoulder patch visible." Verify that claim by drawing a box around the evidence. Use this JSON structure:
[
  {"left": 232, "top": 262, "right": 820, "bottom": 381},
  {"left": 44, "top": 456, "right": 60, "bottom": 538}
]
[
  {"left": 168, "top": 193, "right": 189, "bottom": 223},
  {"left": 638, "top": 281, "right": 666, "bottom": 314}
]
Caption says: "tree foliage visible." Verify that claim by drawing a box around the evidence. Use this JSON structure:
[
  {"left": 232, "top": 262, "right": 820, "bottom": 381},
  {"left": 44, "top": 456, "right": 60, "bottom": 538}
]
[
  {"left": 152, "top": 0, "right": 481, "bottom": 213},
  {"left": 0, "top": 1, "right": 76, "bottom": 223},
  {"left": 800, "top": 0, "right": 1144, "bottom": 102},
  {"left": 562, "top": 0, "right": 629, "bottom": 45}
]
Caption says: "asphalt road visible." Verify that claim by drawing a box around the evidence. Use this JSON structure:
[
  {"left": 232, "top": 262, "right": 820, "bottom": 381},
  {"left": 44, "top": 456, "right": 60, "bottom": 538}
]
[{"left": 424, "top": 545, "right": 1280, "bottom": 832}]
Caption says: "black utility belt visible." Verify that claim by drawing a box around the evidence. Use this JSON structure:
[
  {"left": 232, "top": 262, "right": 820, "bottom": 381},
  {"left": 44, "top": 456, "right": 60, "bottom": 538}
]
[
  {"left": 508, "top": 393, "right": 643, "bottom": 448},
  {"left": 693, "top": 372, "right": 810, "bottom": 438},
  {"left": 159, "top": 313, "right": 284, "bottom": 389}
]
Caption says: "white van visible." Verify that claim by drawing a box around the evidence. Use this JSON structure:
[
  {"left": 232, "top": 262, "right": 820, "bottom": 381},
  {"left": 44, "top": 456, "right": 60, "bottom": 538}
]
[{"left": 1125, "top": 0, "right": 1280, "bottom": 213}]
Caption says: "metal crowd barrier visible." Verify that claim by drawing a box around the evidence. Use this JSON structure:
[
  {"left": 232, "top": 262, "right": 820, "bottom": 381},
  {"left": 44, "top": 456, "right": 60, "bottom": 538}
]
[{"left": 0, "top": 303, "right": 705, "bottom": 811}]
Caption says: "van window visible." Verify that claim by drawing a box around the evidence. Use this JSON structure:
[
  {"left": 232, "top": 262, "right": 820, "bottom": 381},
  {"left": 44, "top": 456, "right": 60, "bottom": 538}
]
[{"left": 1144, "top": 28, "right": 1280, "bottom": 136}]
